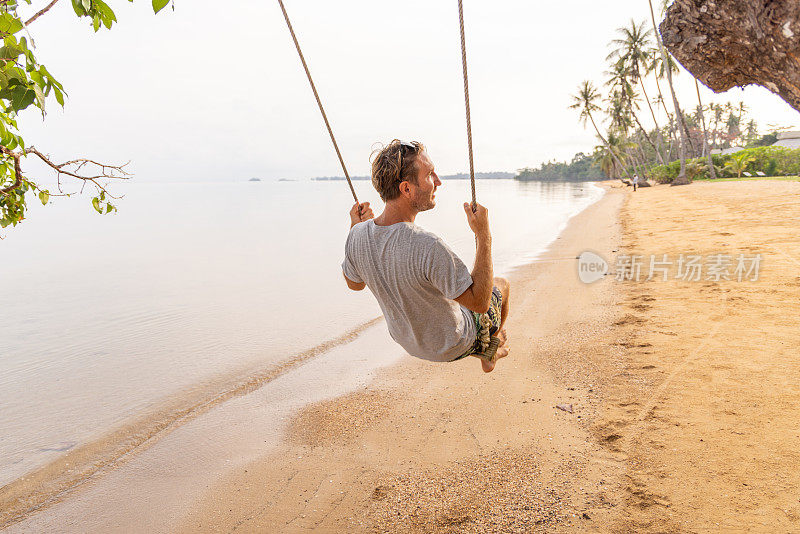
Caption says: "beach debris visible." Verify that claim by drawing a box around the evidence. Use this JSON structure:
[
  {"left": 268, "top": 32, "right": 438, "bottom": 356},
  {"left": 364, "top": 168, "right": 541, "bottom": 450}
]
[{"left": 556, "top": 403, "right": 574, "bottom": 414}]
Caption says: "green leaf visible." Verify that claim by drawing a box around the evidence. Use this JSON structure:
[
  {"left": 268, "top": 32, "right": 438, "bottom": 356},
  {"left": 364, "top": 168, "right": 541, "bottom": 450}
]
[
  {"left": 105, "top": 202, "right": 113, "bottom": 213},
  {"left": 6, "top": 66, "right": 28, "bottom": 84},
  {"left": 0, "top": 13, "right": 24, "bottom": 36},
  {"left": 39, "top": 190, "right": 49, "bottom": 205},
  {"left": 10, "top": 85, "right": 35, "bottom": 111},
  {"left": 92, "top": 196, "right": 102, "bottom": 213},
  {"left": 54, "top": 87, "right": 64, "bottom": 106},
  {"left": 93, "top": 0, "right": 116, "bottom": 28},
  {"left": 40, "top": 66, "right": 64, "bottom": 91},
  {"left": 0, "top": 43, "right": 24, "bottom": 60},
  {"left": 29, "top": 69, "right": 43, "bottom": 86},
  {"left": 81, "top": 0, "right": 92, "bottom": 11},
  {"left": 152, "top": 0, "right": 170, "bottom": 14},
  {"left": 72, "top": 0, "right": 86, "bottom": 16},
  {"left": 33, "top": 84, "right": 45, "bottom": 111},
  {"left": 92, "top": 14, "right": 100, "bottom": 32}
]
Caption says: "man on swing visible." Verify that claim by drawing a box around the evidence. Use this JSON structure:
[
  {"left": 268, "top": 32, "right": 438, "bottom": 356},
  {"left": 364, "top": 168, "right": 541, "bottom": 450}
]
[{"left": 342, "top": 140, "right": 510, "bottom": 372}]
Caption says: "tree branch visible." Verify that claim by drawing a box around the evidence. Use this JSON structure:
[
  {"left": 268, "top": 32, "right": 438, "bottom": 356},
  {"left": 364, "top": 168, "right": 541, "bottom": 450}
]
[
  {"left": 25, "top": 147, "right": 130, "bottom": 198},
  {"left": 25, "top": 0, "right": 61, "bottom": 26},
  {"left": 0, "top": 146, "right": 130, "bottom": 197},
  {"left": 0, "top": 146, "right": 21, "bottom": 194}
]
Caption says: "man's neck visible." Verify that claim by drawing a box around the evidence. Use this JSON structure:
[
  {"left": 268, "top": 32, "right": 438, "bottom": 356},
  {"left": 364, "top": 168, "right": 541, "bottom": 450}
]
[{"left": 374, "top": 201, "right": 418, "bottom": 226}]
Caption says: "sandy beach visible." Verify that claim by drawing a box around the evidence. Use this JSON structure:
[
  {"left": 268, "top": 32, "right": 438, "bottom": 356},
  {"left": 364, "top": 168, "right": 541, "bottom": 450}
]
[
  {"left": 176, "top": 186, "right": 625, "bottom": 533},
  {"left": 2, "top": 1, "right": 796, "bottom": 531},
  {"left": 178, "top": 180, "right": 800, "bottom": 533},
  {"left": 5, "top": 179, "right": 799, "bottom": 532},
  {"left": 594, "top": 180, "right": 800, "bottom": 531}
]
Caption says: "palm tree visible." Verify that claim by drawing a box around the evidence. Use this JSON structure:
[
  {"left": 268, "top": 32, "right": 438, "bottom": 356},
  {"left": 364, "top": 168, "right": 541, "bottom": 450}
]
[
  {"left": 595, "top": 148, "right": 619, "bottom": 179},
  {"left": 630, "top": 130, "right": 652, "bottom": 180},
  {"left": 647, "top": 0, "right": 689, "bottom": 184},
  {"left": 744, "top": 119, "right": 759, "bottom": 144},
  {"left": 570, "top": 81, "right": 633, "bottom": 181},
  {"left": 648, "top": 55, "right": 676, "bottom": 112},
  {"left": 608, "top": 19, "right": 666, "bottom": 164},
  {"left": 724, "top": 152, "right": 755, "bottom": 178},
  {"left": 606, "top": 90, "right": 633, "bottom": 135},
  {"left": 648, "top": 52, "right": 673, "bottom": 121},
  {"left": 648, "top": 52, "right": 683, "bottom": 158},
  {"left": 694, "top": 79, "right": 717, "bottom": 178},
  {"left": 606, "top": 90, "right": 652, "bottom": 179},
  {"left": 711, "top": 103, "right": 724, "bottom": 148},
  {"left": 594, "top": 132, "right": 634, "bottom": 179},
  {"left": 605, "top": 62, "right": 664, "bottom": 164},
  {"left": 737, "top": 101, "right": 749, "bottom": 133},
  {"left": 726, "top": 112, "right": 741, "bottom": 146}
]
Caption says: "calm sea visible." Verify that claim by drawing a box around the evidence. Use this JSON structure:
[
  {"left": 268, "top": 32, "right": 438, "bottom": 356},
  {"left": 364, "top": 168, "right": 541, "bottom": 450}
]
[{"left": 0, "top": 178, "right": 603, "bottom": 486}]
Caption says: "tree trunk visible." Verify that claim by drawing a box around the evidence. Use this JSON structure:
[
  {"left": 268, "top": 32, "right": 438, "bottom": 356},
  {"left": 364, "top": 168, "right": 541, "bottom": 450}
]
[
  {"left": 648, "top": 0, "right": 689, "bottom": 185},
  {"left": 695, "top": 78, "right": 717, "bottom": 179},
  {"left": 654, "top": 75, "right": 680, "bottom": 157},
  {"left": 660, "top": 0, "right": 800, "bottom": 113},
  {"left": 681, "top": 113, "right": 697, "bottom": 157},
  {"left": 630, "top": 108, "right": 664, "bottom": 165},
  {"left": 635, "top": 138, "right": 652, "bottom": 181},
  {"left": 589, "top": 114, "right": 634, "bottom": 181},
  {"left": 637, "top": 75, "right": 667, "bottom": 164}
]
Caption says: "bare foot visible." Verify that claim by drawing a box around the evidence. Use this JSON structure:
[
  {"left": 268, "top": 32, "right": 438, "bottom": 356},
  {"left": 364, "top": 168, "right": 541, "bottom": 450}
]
[
  {"left": 481, "top": 346, "right": 510, "bottom": 373},
  {"left": 496, "top": 328, "right": 509, "bottom": 350}
]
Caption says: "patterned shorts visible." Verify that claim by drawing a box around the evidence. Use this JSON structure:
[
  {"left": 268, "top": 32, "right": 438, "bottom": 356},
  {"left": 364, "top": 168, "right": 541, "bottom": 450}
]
[{"left": 452, "top": 286, "right": 503, "bottom": 361}]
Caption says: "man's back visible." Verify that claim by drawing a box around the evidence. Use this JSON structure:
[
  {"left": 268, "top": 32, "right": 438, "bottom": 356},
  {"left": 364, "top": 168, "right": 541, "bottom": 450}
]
[{"left": 342, "top": 220, "right": 476, "bottom": 362}]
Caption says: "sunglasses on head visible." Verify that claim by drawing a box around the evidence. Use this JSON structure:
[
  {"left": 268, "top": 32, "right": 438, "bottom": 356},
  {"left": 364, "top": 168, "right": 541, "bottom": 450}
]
[{"left": 397, "top": 141, "right": 417, "bottom": 178}]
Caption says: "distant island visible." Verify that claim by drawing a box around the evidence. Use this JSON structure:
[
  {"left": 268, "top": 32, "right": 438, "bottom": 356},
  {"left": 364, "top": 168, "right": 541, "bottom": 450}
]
[
  {"left": 248, "top": 178, "right": 261, "bottom": 182},
  {"left": 313, "top": 171, "right": 515, "bottom": 181}
]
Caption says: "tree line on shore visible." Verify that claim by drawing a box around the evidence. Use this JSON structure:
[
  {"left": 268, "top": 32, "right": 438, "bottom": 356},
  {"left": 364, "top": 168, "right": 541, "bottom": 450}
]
[{"left": 548, "top": 1, "right": 797, "bottom": 185}]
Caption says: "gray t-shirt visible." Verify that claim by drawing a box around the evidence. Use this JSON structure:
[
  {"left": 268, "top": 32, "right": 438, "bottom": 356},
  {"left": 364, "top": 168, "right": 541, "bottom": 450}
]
[{"left": 342, "top": 220, "right": 476, "bottom": 362}]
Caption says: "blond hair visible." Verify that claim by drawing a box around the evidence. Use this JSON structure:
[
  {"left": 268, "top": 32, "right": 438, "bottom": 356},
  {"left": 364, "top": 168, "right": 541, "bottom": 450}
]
[{"left": 370, "top": 140, "right": 425, "bottom": 202}]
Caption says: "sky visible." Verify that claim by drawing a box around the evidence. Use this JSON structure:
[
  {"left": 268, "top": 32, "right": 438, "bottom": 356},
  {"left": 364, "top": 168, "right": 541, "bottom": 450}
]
[{"left": 17, "top": 0, "right": 799, "bottom": 183}]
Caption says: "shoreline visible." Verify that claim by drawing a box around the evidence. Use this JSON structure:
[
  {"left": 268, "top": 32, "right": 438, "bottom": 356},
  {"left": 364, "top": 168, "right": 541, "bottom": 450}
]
[
  {"left": 0, "top": 316, "right": 387, "bottom": 529},
  {"left": 176, "top": 184, "right": 626, "bottom": 532},
  {"left": 8, "top": 179, "right": 800, "bottom": 532},
  {"left": 179, "top": 178, "right": 800, "bottom": 532},
  {"left": 2, "top": 183, "right": 611, "bottom": 532},
  {"left": 1, "top": 179, "right": 597, "bottom": 496}
]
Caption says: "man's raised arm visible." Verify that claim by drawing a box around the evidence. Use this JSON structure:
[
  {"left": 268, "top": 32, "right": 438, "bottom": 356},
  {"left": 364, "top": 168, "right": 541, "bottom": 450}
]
[
  {"left": 342, "top": 201, "right": 374, "bottom": 291},
  {"left": 454, "top": 202, "right": 493, "bottom": 314}
]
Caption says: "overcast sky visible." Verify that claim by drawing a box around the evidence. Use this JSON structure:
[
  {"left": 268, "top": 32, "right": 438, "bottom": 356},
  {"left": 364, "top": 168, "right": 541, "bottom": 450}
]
[{"left": 18, "top": 0, "right": 798, "bottom": 183}]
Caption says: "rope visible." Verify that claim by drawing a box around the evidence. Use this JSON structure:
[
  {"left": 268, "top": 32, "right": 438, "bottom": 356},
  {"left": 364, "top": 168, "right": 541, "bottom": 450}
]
[
  {"left": 277, "top": 0, "right": 359, "bottom": 205},
  {"left": 457, "top": 0, "right": 476, "bottom": 208}
]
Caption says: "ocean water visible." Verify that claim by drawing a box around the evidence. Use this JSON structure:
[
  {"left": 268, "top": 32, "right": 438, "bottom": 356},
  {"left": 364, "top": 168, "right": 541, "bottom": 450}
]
[{"left": 0, "top": 178, "right": 603, "bottom": 487}]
